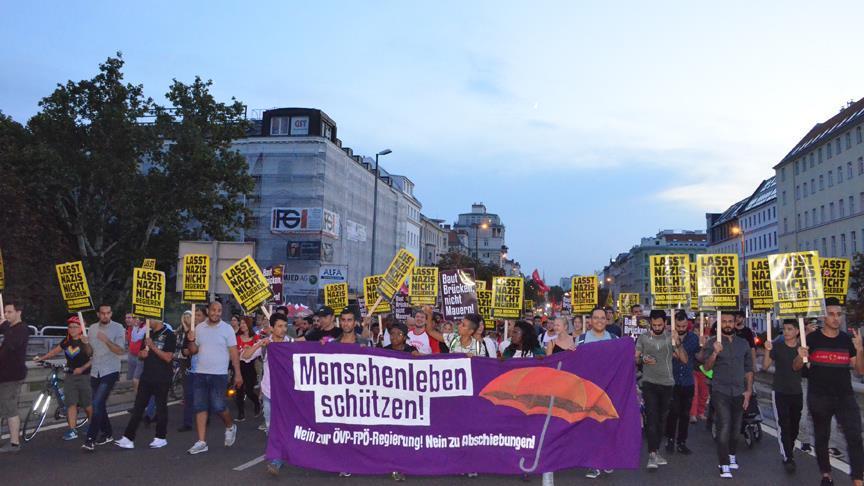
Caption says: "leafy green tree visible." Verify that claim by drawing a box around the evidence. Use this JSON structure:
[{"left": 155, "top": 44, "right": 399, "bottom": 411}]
[{"left": 0, "top": 54, "right": 253, "bottom": 317}]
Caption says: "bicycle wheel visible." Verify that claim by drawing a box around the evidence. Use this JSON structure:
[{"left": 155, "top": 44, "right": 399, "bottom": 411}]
[
  {"left": 169, "top": 369, "right": 184, "bottom": 401},
  {"left": 22, "top": 393, "right": 51, "bottom": 442}
]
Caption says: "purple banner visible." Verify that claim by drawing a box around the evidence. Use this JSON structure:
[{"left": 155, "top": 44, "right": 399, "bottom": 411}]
[{"left": 266, "top": 339, "right": 641, "bottom": 475}]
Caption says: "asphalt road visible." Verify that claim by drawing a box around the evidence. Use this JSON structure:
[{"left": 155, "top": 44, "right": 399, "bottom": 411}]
[{"left": 0, "top": 400, "right": 854, "bottom": 486}]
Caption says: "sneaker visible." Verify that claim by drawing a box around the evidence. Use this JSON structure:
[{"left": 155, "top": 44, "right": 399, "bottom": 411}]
[
  {"left": 466, "top": 473, "right": 479, "bottom": 478},
  {"left": 655, "top": 454, "right": 668, "bottom": 466},
  {"left": 391, "top": 472, "right": 406, "bottom": 482},
  {"left": 728, "top": 455, "right": 738, "bottom": 470},
  {"left": 0, "top": 443, "right": 21, "bottom": 453},
  {"left": 585, "top": 469, "right": 602, "bottom": 479},
  {"left": 176, "top": 425, "right": 193, "bottom": 433},
  {"left": 603, "top": 470, "right": 614, "bottom": 474},
  {"left": 719, "top": 465, "right": 733, "bottom": 478},
  {"left": 665, "top": 438, "right": 675, "bottom": 453},
  {"left": 149, "top": 438, "right": 168, "bottom": 449},
  {"left": 646, "top": 453, "right": 659, "bottom": 471},
  {"left": 828, "top": 447, "right": 843, "bottom": 458},
  {"left": 338, "top": 472, "right": 352, "bottom": 477},
  {"left": 81, "top": 439, "right": 95, "bottom": 452},
  {"left": 95, "top": 435, "right": 114, "bottom": 446},
  {"left": 224, "top": 424, "right": 237, "bottom": 447},
  {"left": 62, "top": 429, "right": 79, "bottom": 441},
  {"left": 235, "top": 412, "right": 246, "bottom": 423},
  {"left": 801, "top": 442, "right": 812, "bottom": 452},
  {"left": 676, "top": 443, "right": 692, "bottom": 455},
  {"left": 257, "top": 423, "right": 268, "bottom": 432},
  {"left": 783, "top": 458, "right": 796, "bottom": 473},
  {"left": 187, "top": 441, "right": 208, "bottom": 455},
  {"left": 820, "top": 477, "right": 834, "bottom": 486},
  {"left": 267, "top": 461, "right": 283, "bottom": 476},
  {"left": 114, "top": 436, "right": 135, "bottom": 449}
]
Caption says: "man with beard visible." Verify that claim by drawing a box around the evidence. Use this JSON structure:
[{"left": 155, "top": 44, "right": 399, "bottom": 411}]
[
  {"left": 636, "top": 310, "right": 687, "bottom": 471},
  {"left": 665, "top": 311, "right": 700, "bottom": 455},
  {"left": 699, "top": 312, "right": 753, "bottom": 479}
]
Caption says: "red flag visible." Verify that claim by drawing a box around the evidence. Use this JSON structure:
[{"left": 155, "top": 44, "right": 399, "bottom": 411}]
[{"left": 532, "top": 269, "right": 550, "bottom": 294}]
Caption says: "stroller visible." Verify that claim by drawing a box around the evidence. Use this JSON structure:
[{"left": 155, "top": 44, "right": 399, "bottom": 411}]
[{"left": 709, "top": 390, "right": 764, "bottom": 448}]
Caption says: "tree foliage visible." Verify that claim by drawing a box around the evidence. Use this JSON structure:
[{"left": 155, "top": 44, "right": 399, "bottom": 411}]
[{"left": 0, "top": 54, "right": 253, "bottom": 321}]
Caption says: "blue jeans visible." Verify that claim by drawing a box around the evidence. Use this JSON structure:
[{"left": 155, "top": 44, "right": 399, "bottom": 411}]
[
  {"left": 193, "top": 374, "right": 228, "bottom": 414},
  {"left": 712, "top": 392, "right": 744, "bottom": 466},
  {"left": 182, "top": 373, "right": 196, "bottom": 427},
  {"left": 87, "top": 372, "right": 119, "bottom": 441},
  {"left": 263, "top": 396, "right": 271, "bottom": 428}
]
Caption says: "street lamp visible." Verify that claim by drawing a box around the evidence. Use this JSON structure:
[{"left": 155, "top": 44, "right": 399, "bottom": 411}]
[
  {"left": 730, "top": 225, "right": 746, "bottom": 306},
  {"left": 370, "top": 149, "right": 392, "bottom": 274},
  {"left": 473, "top": 221, "right": 489, "bottom": 262}
]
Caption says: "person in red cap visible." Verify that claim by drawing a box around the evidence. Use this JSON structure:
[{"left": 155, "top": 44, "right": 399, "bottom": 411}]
[{"left": 34, "top": 315, "right": 94, "bottom": 441}]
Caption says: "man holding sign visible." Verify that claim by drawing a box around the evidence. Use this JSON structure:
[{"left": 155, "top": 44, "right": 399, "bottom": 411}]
[{"left": 797, "top": 297, "right": 864, "bottom": 486}]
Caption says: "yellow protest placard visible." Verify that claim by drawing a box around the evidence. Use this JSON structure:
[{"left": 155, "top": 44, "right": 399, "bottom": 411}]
[
  {"left": 409, "top": 266, "right": 439, "bottom": 306},
  {"left": 492, "top": 276, "right": 523, "bottom": 319},
  {"left": 142, "top": 258, "right": 156, "bottom": 270},
  {"left": 748, "top": 258, "right": 773, "bottom": 311},
  {"left": 821, "top": 257, "right": 851, "bottom": 304},
  {"left": 55, "top": 261, "right": 94, "bottom": 313},
  {"left": 377, "top": 249, "right": 416, "bottom": 300},
  {"left": 523, "top": 299, "right": 534, "bottom": 312},
  {"left": 132, "top": 267, "right": 166, "bottom": 319},
  {"left": 697, "top": 254, "right": 740, "bottom": 310},
  {"left": 221, "top": 255, "right": 274, "bottom": 314},
  {"left": 363, "top": 275, "right": 391, "bottom": 314},
  {"left": 570, "top": 276, "right": 598, "bottom": 314},
  {"left": 768, "top": 251, "right": 824, "bottom": 318},
  {"left": 324, "top": 283, "right": 348, "bottom": 313},
  {"left": 477, "top": 289, "right": 493, "bottom": 328},
  {"left": 182, "top": 254, "right": 210, "bottom": 303},
  {"left": 475, "top": 281, "right": 486, "bottom": 291},
  {"left": 650, "top": 254, "right": 690, "bottom": 307},
  {"left": 618, "top": 293, "right": 640, "bottom": 313},
  {"left": 689, "top": 263, "right": 698, "bottom": 310}
]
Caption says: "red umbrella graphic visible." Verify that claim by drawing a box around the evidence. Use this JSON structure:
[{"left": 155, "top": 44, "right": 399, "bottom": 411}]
[{"left": 479, "top": 363, "right": 619, "bottom": 472}]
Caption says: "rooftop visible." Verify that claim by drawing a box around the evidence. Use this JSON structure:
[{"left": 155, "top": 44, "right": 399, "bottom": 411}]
[{"left": 777, "top": 97, "right": 864, "bottom": 167}]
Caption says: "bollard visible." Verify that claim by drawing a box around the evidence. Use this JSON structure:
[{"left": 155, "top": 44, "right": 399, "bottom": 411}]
[{"left": 542, "top": 472, "right": 554, "bottom": 486}]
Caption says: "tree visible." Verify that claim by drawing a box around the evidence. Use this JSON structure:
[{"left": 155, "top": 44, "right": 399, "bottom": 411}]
[
  {"left": 849, "top": 253, "right": 864, "bottom": 323},
  {"left": 1, "top": 54, "right": 253, "bottom": 318}
]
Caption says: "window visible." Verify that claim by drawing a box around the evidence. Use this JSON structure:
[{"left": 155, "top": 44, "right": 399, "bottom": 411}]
[
  {"left": 831, "top": 236, "right": 837, "bottom": 257},
  {"left": 829, "top": 170, "right": 834, "bottom": 187},
  {"left": 781, "top": 167, "right": 786, "bottom": 182},
  {"left": 270, "top": 116, "right": 290, "bottom": 135},
  {"left": 802, "top": 158, "right": 807, "bottom": 172},
  {"left": 819, "top": 175, "right": 824, "bottom": 190},
  {"left": 849, "top": 162, "right": 854, "bottom": 179},
  {"left": 840, "top": 199, "right": 846, "bottom": 217},
  {"left": 847, "top": 132, "right": 853, "bottom": 150},
  {"left": 851, "top": 196, "right": 856, "bottom": 215},
  {"left": 830, "top": 202, "right": 835, "bottom": 220},
  {"left": 804, "top": 211, "right": 810, "bottom": 227},
  {"left": 822, "top": 237, "right": 828, "bottom": 255},
  {"left": 853, "top": 231, "right": 858, "bottom": 254},
  {"left": 812, "top": 208, "right": 817, "bottom": 225},
  {"left": 821, "top": 205, "right": 826, "bottom": 221},
  {"left": 811, "top": 178, "right": 816, "bottom": 194},
  {"left": 828, "top": 143, "right": 833, "bottom": 158},
  {"left": 797, "top": 213, "right": 801, "bottom": 230},
  {"left": 838, "top": 166, "right": 844, "bottom": 183},
  {"left": 836, "top": 138, "right": 842, "bottom": 154},
  {"left": 858, "top": 126, "right": 863, "bottom": 144},
  {"left": 859, "top": 157, "right": 864, "bottom": 175},
  {"left": 795, "top": 160, "right": 800, "bottom": 175},
  {"left": 818, "top": 148, "right": 823, "bottom": 163},
  {"left": 795, "top": 185, "right": 801, "bottom": 200},
  {"left": 803, "top": 182, "right": 808, "bottom": 197},
  {"left": 783, "top": 217, "right": 788, "bottom": 232},
  {"left": 810, "top": 156, "right": 815, "bottom": 169},
  {"left": 842, "top": 234, "right": 847, "bottom": 256}
]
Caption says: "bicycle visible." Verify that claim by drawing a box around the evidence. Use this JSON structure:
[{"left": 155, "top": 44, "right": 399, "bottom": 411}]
[
  {"left": 169, "top": 356, "right": 187, "bottom": 401},
  {"left": 22, "top": 361, "right": 89, "bottom": 442}
]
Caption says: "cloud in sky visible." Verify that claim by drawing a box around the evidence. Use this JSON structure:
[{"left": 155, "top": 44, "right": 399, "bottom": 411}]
[{"left": 2, "top": 0, "right": 863, "bottom": 281}]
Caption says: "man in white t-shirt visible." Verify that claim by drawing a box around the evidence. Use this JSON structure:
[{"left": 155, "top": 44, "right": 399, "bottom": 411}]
[
  {"left": 407, "top": 307, "right": 442, "bottom": 354},
  {"left": 185, "top": 301, "right": 243, "bottom": 455}
]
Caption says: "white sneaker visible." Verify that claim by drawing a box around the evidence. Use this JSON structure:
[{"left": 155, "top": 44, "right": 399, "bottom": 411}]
[
  {"left": 149, "top": 438, "right": 168, "bottom": 449},
  {"left": 728, "top": 455, "right": 739, "bottom": 470},
  {"left": 258, "top": 423, "right": 268, "bottom": 431},
  {"left": 719, "top": 465, "right": 733, "bottom": 478},
  {"left": 585, "top": 469, "right": 601, "bottom": 479},
  {"left": 188, "top": 441, "right": 208, "bottom": 454},
  {"left": 114, "top": 437, "right": 134, "bottom": 449},
  {"left": 224, "top": 424, "right": 237, "bottom": 447},
  {"left": 655, "top": 454, "right": 667, "bottom": 466}
]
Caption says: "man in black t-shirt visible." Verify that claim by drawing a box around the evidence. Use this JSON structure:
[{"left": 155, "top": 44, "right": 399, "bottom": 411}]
[
  {"left": 114, "top": 320, "right": 177, "bottom": 449},
  {"left": 762, "top": 319, "right": 805, "bottom": 472},
  {"left": 733, "top": 310, "right": 757, "bottom": 373},
  {"left": 299, "top": 306, "right": 342, "bottom": 343},
  {"left": 798, "top": 298, "right": 864, "bottom": 486}
]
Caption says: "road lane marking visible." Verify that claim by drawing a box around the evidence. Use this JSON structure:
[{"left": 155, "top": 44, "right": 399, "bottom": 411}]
[
  {"left": 760, "top": 422, "right": 850, "bottom": 474},
  {"left": 234, "top": 454, "right": 266, "bottom": 471}
]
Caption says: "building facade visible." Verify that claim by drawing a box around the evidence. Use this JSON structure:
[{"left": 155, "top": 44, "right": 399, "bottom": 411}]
[
  {"left": 775, "top": 98, "right": 864, "bottom": 258},
  {"left": 452, "top": 203, "right": 507, "bottom": 265},
  {"left": 600, "top": 230, "right": 708, "bottom": 306},
  {"left": 419, "top": 215, "right": 447, "bottom": 266},
  {"left": 233, "top": 107, "right": 425, "bottom": 305}
]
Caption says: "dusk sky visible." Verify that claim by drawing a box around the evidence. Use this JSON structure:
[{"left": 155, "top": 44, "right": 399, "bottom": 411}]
[{"left": 3, "top": 1, "right": 863, "bottom": 283}]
